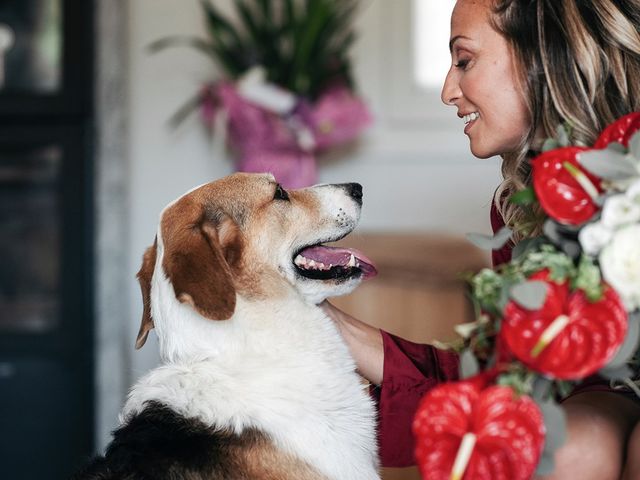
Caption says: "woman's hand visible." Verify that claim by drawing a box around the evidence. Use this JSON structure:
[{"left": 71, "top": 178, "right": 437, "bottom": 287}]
[{"left": 319, "top": 300, "right": 384, "bottom": 386}]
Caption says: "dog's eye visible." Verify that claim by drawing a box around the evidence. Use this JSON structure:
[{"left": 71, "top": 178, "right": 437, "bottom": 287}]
[{"left": 273, "top": 184, "right": 290, "bottom": 201}]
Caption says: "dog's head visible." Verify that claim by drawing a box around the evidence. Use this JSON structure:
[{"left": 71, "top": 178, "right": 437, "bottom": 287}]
[{"left": 135, "top": 173, "right": 376, "bottom": 349}]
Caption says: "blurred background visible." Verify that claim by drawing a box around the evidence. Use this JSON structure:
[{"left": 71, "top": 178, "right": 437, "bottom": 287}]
[{"left": 0, "top": 1, "right": 499, "bottom": 478}]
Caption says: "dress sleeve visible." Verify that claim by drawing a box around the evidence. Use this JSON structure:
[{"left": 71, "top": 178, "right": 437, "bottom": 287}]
[{"left": 373, "top": 330, "right": 459, "bottom": 467}]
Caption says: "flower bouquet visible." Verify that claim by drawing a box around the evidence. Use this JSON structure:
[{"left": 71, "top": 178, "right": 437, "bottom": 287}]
[
  {"left": 413, "top": 112, "right": 640, "bottom": 480},
  {"left": 150, "top": 0, "right": 371, "bottom": 188}
]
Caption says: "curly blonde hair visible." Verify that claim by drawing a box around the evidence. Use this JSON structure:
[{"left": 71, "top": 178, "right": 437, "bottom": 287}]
[{"left": 489, "top": 0, "right": 640, "bottom": 240}]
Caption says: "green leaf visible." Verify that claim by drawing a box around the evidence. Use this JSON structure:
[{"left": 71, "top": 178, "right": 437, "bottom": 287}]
[
  {"left": 599, "top": 364, "right": 633, "bottom": 380},
  {"left": 509, "top": 186, "right": 537, "bottom": 205},
  {"left": 153, "top": 0, "right": 362, "bottom": 98},
  {"left": 509, "top": 280, "right": 548, "bottom": 310},
  {"left": 168, "top": 92, "right": 205, "bottom": 128},
  {"left": 459, "top": 349, "right": 480, "bottom": 379},
  {"left": 199, "top": 0, "right": 250, "bottom": 73},
  {"left": 539, "top": 399, "right": 567, "bottom": 452},
  {"left": 557, "top": 123, "right": 570, "bottom": 147},
  {"left": 630, "top": 130, "right": 640, "bottom": 160},
  {"left": 466, "top": 226, "right": 512, "bottom": 251},
  {"left": 601, "top": 316, "right": 640, "bottom": 371},
  {"left": 536, "top": 452, "right": 556, "bottom": 476},
  {"left": 200, "top": 0, "right": 242, "bottom": 44},
  {"left": 235, "top": 1, "right": 263, "bottom": 46},
  {"left": 572, "top": 255, "right": 603, "bottom": 301},
  {"left": 511, "top": 236, "right": 545, "bottom": 260},
  {"left": 531, "top": 376, "right": 553, "bottom": 401},
  {"left": 147, "top": 36, "right": 217, "bottom": 61},
  {"left": 577, "top": 149, "right": 639, "bottom": 180},
  {"left": 542, "top": 137, "right": 560, "bottom": 152},
  {"left": 606, "top": 141, "right": 627, "bottom": 154}
]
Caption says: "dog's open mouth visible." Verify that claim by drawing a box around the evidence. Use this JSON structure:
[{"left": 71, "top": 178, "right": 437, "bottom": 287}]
[{"left": 293, "top": 245, "right": 377, "bottom": 281}]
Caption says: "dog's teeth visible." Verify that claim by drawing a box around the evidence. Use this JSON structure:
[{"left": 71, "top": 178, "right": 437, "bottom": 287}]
[
  {"left": 308, "top": 260, "right": 316, "bottom": 268},
  {"left": 317, "top": 262, "right": 326, "bottom": 270},
  {"left": 294, "top": 254, "right": 306, "bottom": 266},
  {"left": 348, "top": 254, "right": 357, "bottom": 267}
]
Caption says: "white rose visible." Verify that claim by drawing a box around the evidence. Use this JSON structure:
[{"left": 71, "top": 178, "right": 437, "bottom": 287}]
[
  {"left": 627, "top": 179, "right": 640, "bottom": 204},
  {"left": 601, "top": 194, "right": 640, "bottom": 228},
  {"left": 599, "top": 224, "right": 640, "bottom": 311},
  {"left": 578, "top": 221, "right": 613, "bottom": 256}
]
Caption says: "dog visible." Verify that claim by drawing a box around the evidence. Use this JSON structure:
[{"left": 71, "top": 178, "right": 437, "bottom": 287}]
[{"left": 75, "top": 173, "right": 380, "bottom": 480}]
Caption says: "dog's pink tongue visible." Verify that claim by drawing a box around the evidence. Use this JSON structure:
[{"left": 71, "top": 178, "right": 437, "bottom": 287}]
[{"left": 299, "top": 246, "right": 378, "bottom": 279}]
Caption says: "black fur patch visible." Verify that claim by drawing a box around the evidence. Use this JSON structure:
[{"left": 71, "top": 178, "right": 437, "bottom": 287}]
[{"left": 72, "top": 402, "right": 261, "bottom": 480}]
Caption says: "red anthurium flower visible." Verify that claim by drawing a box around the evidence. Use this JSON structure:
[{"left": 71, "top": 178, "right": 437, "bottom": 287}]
[
  {"left": 593, "top": 112, "right": 640, "bottom": 149},
  {"left": 532, "top": 147, "right": 603, "bottom": 225},
  {"left": 500, "top": 270, "right": 627, "bottom": 380},
  {"left": 413, "top": 380, "right": 545, "bottom": 480}
]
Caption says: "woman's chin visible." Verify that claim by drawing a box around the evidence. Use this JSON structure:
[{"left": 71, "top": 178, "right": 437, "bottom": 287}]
[{"left": 469, "top": 142, "right": 495, "bottom": 159}]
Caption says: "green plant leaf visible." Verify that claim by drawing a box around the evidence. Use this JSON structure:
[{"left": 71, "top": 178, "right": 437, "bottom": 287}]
[
  {"left": 577, "top": 149, "right": 639, "bottom": 180},
  {"left": 536, "top": 452, "right": 556, "bottom": 476},
  {"left": 152, "top": 0, "right": 362, "bottom": 96},
  {"left": 542, "top": 138, "right": 560, "bottom": 152},
  {"left": 511, "top": 237, "right": 545, "bottom": 260},
  {"left": 556, "top": 123, "right": 570, "bottom": 147},
  {"left": 200, "top": 0, "right": 243, "bottom": 46},
  {"left": 509, "top": 281, "right": 548, "bottom": 310},
  {"left": 168, "top": 92, "right": 205, "bottom": 128},
  {"left": 538, "top": 399, "right": 567, "bottom": 452},
  {"left": 601, "top": 315, "right": 640, "bottom": 371},
  {"left": 466, "top": 226, "right": 512, "bottom": 251},
  {"left": 599, "top": 364, "right": 633, "bottom": 380},
  {"left": 606, "top": 141, "right": 627, "bottom": 154},
  {"left": 200, "top": 0, "right": 249, "bottom": 75},
  {"left": 572, "top": 255, "right": 603, "bottom": 301},
  {"left": 235, "top": 1, "right": 263, "bottom": 46},
  {"left": 531, "top": 376, "right": 553, "bottom": 401},
  {"left": 509, "top": 186, "right": 537, "bottom": 205},
  {"left": 147, "top": 36, "right": 217, "bottom": 61},
  {"left": 629, "top": 130, "right": 640, "bottom": 160},
  {"left": 459, "top": 349, "right": 480, "bottom": 379}
]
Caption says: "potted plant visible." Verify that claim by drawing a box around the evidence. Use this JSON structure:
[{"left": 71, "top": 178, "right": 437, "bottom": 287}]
[{"left": 150, "top": 0, "right": 371, "bottom": 188}]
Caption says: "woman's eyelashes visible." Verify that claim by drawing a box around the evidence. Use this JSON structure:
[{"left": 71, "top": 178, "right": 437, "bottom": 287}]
[
  {"left": 452, "top": 47, "right": 473, "bottom": 70},
  {"left": 454, "top": 58, "right": 471, "bottom": 69}
]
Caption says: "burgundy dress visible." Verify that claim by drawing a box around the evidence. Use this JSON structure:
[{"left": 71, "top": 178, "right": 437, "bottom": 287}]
[{"left": 374, "top": 202, "right": 626, "bottom": 468}]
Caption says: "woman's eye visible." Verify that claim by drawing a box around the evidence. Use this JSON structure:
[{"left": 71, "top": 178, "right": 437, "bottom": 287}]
[
  {"left": 274, "top": 184, "right": 290, "bottom": 201},
  {"left": 455, "top": 59, "right": 470, "bottom": 69}
]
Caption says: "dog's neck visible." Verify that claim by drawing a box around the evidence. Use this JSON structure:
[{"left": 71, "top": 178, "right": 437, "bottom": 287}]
[
  {"left": 149, "top": 265, "right": 336, "bottom": 363},
  {"left": 122, "top": 272, "right": 378, "bottom": 480}
]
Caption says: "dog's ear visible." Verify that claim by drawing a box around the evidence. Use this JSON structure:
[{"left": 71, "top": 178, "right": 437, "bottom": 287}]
[
  {"left": 161, "top": 207, "right": 239, "bottom": 322},
  {"left": 135, "top": 241, "right": 157, "bottom": 349}
]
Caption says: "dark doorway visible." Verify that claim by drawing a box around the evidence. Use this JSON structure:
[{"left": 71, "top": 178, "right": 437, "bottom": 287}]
[{"left": 0, "top": 1, "right": 94, "bottom": 478}]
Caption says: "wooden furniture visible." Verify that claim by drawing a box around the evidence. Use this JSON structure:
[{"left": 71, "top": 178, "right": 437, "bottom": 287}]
[{"left": 332, "top": 233, "right": 490, "bottom": 480}]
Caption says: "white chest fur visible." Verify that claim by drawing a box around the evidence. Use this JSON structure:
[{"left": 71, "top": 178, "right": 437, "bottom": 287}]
[{"left": 122, "top": 288, "right": 379, "bottom": 480}]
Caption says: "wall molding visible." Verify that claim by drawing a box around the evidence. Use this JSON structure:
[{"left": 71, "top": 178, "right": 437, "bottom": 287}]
[{"left": 94, "top": 0, "right": 130, "bottom": 449}]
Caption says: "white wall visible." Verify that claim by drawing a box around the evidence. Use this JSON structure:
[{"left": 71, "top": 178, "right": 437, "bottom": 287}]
[{"left": 125, "top": 0, "right": 500, "bottom": 381}]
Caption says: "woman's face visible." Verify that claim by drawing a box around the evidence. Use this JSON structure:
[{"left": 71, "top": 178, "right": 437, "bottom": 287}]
[{"left": 441, "top": 0, "right": 531, "bottom": 158}]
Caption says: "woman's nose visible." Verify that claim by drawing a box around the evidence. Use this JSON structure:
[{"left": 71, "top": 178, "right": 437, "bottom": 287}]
[{"left": 441, "top": 67, "right": 461, "bottom": 106}]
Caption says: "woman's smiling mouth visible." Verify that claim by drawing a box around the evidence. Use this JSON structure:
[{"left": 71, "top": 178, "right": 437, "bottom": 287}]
[{"left": 463, "top": 111, "right": 480, "bottom": 133}]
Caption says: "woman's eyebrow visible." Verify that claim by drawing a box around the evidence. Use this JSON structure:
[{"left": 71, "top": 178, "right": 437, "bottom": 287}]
[{"left": 449, "top": 35, "right": 472, "bottom": 52}]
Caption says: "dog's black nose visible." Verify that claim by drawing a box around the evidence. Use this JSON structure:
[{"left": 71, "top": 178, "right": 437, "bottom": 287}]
[{"left": 343, "top": 183, "right": 363, "bottom": 204}]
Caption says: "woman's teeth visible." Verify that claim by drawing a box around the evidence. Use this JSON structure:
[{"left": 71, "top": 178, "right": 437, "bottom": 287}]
[{"left": 463, "top": 112, "right": 480, "bottom": 124}]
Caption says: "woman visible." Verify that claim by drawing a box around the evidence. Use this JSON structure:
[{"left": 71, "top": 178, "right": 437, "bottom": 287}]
[{"left": 322, "top": 0, "right": 640, "bottom": 478}]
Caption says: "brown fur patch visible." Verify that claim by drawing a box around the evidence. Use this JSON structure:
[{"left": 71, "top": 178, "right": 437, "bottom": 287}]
[
  {"left": 135, "top": 241, "right": 157, "bottom": 349},
  {"left": 228, "top": 429, "right": 330, "bottom": 480},
  {"left": 160, "top": 196, "right": 238, "bottom": 321}
]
